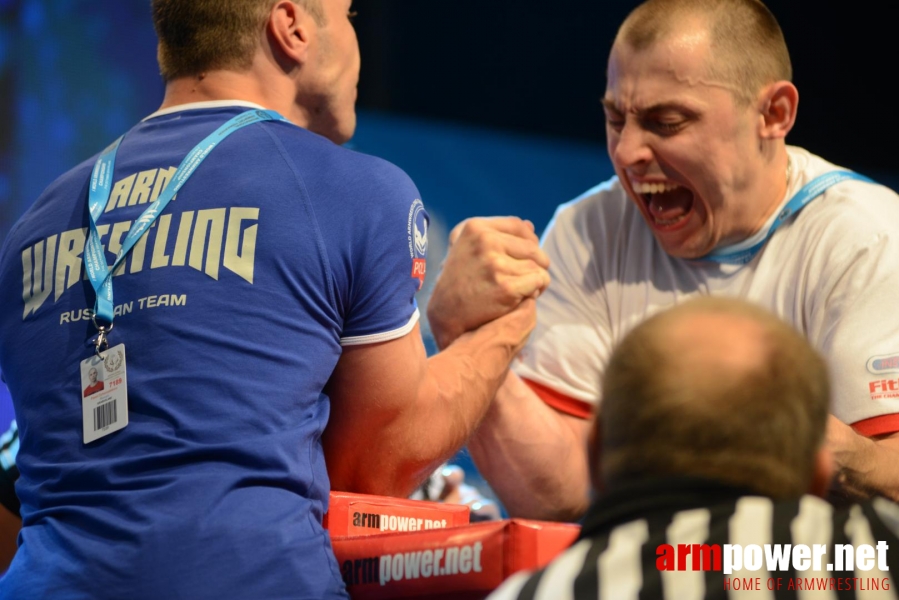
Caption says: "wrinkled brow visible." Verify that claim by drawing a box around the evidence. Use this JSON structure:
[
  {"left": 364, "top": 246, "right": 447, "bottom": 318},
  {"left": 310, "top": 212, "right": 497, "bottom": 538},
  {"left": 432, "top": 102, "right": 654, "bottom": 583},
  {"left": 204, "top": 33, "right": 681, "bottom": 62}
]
[{"left": 602, "top": 98, "right": 696, "bottom": 117}]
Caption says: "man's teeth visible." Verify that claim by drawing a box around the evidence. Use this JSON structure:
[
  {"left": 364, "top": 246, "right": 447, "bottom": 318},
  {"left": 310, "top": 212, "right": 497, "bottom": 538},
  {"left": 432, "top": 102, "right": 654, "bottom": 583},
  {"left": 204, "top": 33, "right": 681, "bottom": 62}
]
[
  {"left": 631, "top": 181, "right": 681, "bottom": 194},
  {"left": 654, "top": 214, "right": 688, "bottom": 226}
]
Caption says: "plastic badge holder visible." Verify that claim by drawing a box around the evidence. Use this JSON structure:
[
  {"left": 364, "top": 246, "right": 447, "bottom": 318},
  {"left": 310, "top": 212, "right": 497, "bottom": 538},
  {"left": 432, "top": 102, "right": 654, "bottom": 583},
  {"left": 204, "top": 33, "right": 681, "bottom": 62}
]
[
  {"left": 332, "top": 518, "right": 581, "bottom": 599},
  {"left": 324, "top": 491, "right": 471, "bottom": 537}
]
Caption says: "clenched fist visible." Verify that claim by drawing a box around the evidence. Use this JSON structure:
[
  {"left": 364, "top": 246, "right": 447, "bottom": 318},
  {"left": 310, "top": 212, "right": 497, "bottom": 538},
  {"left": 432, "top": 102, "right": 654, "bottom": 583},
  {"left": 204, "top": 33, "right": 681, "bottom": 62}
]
[{"left": 427, "top": 217, "right": 550, "bottom": 349}]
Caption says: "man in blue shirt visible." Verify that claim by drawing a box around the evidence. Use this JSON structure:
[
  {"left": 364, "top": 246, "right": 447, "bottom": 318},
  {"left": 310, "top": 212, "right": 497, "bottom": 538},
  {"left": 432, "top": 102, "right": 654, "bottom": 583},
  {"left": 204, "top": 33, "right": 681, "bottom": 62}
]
[{"left": 0, "top": 1, "right": 540, "bottom": 597}]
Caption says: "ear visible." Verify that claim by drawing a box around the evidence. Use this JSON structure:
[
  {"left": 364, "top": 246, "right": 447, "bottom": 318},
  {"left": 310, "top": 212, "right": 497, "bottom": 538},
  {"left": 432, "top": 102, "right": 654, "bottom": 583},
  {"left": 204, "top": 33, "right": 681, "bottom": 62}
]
[
  {"left": 757, "top": 81, "right": 798, "bottom": 139},
  {"left": 808, "top": 446, "right": 835, "bottom": 498},
  {"left": 267, "top": 0, "right": 316, "bottom": 66}
]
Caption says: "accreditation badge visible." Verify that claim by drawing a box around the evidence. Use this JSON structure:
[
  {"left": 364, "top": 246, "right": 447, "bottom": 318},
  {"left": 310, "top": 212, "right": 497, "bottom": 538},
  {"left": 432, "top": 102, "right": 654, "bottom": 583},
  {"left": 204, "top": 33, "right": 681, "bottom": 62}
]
[{"left": 80, "top": 344, "right": 128, "bottom": 444}]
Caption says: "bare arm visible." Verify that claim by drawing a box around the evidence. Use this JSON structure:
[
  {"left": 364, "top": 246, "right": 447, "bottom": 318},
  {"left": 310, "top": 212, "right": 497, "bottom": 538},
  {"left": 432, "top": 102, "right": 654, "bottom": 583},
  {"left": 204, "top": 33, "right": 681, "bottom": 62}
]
[
  {"left": 467, "top": 372, "right": 592, "bottom": 521},
  {"left": 827, "top": 416, "right": 899, "bottom": 502},
  {"left": 323, "top": 301, "right": 535, "bottom": 499},
  {"left": 426, "top": 215, "right": 593, "bottom": 520}
]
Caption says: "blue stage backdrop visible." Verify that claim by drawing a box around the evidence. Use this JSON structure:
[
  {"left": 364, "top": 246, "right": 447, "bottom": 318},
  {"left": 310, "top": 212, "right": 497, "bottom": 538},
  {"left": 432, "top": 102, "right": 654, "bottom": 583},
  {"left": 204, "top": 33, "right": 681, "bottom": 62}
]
[{"left": 1, "top": 0, "right": 897, "bottom": 485}]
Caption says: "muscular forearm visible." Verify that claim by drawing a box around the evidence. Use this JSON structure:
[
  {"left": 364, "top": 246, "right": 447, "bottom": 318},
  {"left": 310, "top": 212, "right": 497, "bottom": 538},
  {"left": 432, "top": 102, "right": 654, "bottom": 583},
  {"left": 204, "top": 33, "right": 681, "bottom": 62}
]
[
  {"left": 467, "top": 372, "right": 592, "bottom": 521},
  {"left": 395, "top": 326, "right": 528, "bottom": 492},
  {"left": 325, "top": 305, "right": 534, "bottom": 499}
]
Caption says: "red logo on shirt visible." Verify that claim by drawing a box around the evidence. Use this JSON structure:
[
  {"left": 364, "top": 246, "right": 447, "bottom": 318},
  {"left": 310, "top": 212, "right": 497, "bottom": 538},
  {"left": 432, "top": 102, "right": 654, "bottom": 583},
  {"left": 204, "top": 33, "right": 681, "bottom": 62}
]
[
  {"left": 412, "top": 259, "right": 426, "bottom": 289},
  {"left": 869, "top": 378, "right": 899, "bottom": 400}
]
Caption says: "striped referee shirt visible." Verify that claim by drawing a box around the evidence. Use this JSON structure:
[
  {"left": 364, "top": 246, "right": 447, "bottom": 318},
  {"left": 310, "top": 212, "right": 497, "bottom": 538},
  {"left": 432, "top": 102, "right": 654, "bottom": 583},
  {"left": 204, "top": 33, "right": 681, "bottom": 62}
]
[
  {"left": 489, "top": 477, "right": 899, "bottom": 600},
  {"left": 0, "top": 420, "right": 18, "bottom": 517}
]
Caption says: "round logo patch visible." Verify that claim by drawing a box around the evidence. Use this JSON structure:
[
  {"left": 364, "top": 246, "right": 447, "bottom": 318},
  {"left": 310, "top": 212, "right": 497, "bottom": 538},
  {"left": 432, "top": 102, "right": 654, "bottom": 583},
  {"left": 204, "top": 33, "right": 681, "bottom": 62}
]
[{"left": 408, "top": 199, "right": 428, "bottom": 289}]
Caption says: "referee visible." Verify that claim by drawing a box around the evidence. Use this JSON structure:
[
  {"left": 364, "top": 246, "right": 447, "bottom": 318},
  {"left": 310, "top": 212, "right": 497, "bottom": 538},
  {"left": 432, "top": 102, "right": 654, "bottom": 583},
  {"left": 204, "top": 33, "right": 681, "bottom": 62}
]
[
  {"left": 0, "top": 418, "right": 18, "bottom": 572},
  {"left": 489, "top": 298, "right": 899, "bottom": 599}
]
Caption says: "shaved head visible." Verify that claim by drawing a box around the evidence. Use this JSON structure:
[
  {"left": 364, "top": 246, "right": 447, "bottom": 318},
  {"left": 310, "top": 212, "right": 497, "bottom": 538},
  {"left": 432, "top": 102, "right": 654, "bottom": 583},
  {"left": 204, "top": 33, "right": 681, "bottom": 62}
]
[
  {"left": 598, "top": 297, "right": 830, "bottom": 499},
  {"left": 616, "top": 0, "right": 792, "bottom": 105}
]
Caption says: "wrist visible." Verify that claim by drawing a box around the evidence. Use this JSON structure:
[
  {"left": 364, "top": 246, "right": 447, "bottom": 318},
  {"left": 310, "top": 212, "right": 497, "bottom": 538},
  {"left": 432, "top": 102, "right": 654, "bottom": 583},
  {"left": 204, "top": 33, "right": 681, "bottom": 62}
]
[
  {"left": 430, "top": 321, "right": 461, "bottom": 351},
  {"left": 426, "top": 304, "right": 462, "bottom": 351}
]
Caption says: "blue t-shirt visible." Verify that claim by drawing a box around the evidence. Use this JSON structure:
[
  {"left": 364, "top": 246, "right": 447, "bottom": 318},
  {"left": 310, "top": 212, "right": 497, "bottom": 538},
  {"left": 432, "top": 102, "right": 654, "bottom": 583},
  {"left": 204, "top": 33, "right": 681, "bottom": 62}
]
[{"left": 0, "top": 103, "right": 428, "bottom": 599}]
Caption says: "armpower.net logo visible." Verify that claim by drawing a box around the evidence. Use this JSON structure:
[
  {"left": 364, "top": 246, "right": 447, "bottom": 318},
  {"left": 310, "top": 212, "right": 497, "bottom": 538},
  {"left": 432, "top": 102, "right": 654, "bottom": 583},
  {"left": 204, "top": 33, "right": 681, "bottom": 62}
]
[
  {"left": 656, "top": 542, "right": 890, "bottom": 592},
  {"left": 342, "top": 541, "right": 483, "bottom": 588}
]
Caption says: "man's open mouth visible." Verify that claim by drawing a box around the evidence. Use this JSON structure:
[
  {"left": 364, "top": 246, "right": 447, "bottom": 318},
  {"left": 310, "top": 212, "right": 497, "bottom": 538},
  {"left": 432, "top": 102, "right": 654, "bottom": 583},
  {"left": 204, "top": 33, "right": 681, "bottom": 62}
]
[{"left": 631, "top": 181, "right": 695, "bottom": 229}]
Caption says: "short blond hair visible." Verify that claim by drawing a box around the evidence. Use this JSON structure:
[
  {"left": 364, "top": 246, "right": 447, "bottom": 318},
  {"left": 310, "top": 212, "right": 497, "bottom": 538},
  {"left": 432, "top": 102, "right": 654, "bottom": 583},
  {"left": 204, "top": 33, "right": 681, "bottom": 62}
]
[
  {"left": 617, "top": 0, "right": 792, "bottom": 105},
  {"left": 152, "top": 0, "right": 324, "bottom": 81}
]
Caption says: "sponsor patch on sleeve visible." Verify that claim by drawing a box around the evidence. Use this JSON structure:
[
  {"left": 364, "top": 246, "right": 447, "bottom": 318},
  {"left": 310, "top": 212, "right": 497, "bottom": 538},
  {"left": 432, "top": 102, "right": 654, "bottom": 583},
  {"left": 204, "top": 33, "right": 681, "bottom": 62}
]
[{"left": 407, "top": 199, "right": 428, "bottom": 290}]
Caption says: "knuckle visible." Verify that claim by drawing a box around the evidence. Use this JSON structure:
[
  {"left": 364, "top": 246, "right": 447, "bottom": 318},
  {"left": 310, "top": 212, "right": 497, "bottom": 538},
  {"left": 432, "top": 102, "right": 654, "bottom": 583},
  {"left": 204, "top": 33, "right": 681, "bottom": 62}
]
[
  {"left": 466, "top": 218, "right": 487, "bottom": 234},
  {"left": 497, "top": 279, "right": 519, "bottom": 301},
  {"left": 450, "top": 219, "right": 469, "bottom": 237},
  {"left": 488, "top": 268, "right": 504, "bottom": 287},
  {"left": 524, "top": 259, "right": 541, "bottom": 273},
  {"left": 474, "top": 235, "right": 498, "bottom": 257}
]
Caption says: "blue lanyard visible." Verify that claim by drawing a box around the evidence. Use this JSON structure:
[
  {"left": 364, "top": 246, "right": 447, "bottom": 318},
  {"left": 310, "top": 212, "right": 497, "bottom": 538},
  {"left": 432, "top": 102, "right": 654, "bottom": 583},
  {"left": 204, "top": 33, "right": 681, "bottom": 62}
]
[
  {"left": 84, "top": 109, "right": 288, "bottom": 328},
  {"left": 703, "top": 170, "right": 875, "bottom": 265}
]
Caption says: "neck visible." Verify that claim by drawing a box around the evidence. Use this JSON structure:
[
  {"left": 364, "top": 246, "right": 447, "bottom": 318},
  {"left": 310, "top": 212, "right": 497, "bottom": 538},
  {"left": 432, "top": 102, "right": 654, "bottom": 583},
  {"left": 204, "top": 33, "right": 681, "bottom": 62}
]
[
  {"left": 756, "top": 146, "right": 792, "bottom": 223},
  {"left": 159, "top": 68, "right": 311, "bottom": 129},
  {"left": 725, "top": 145, "right": 791, "bottom": 245}
]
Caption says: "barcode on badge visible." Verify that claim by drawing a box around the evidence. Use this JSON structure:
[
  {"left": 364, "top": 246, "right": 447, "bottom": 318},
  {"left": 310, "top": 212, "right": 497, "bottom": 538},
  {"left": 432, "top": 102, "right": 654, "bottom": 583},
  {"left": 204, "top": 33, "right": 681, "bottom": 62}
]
[{"left": 94, "top": 400, "right": 118, "bottom": 431}]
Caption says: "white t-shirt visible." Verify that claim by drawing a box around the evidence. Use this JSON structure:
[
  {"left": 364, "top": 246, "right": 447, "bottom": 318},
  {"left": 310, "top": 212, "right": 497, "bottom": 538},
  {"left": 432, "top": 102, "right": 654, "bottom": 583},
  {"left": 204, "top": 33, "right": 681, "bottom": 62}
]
[{"left": 514, "top": 146, "right": 899, "bottom": 436}]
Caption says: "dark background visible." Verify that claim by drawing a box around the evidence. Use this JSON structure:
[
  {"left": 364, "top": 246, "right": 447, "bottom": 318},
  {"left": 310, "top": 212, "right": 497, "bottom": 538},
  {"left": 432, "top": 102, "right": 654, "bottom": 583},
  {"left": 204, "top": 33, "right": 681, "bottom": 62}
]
[
  {"left": 0, "top": 0, "right": 895, "bottom": 434},
  {"left": 1, "top": 0, "right": 895, "bottom": 236},
  {"left": 352, "top": 1, "right": 895, "bottom": 174}
]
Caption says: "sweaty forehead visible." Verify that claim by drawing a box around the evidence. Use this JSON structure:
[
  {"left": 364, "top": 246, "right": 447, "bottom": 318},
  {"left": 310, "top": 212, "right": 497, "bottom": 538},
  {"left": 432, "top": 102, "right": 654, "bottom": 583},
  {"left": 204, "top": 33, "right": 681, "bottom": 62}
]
[{"left": 605, "top": 30, "right": 737, "bottom": 110}]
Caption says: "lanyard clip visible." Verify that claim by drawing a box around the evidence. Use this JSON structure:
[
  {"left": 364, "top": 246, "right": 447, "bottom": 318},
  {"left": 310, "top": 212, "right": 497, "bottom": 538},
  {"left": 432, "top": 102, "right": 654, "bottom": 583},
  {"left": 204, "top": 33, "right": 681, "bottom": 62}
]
[{"left": 89, "top": 312, "right": 113, "bottom": 357}]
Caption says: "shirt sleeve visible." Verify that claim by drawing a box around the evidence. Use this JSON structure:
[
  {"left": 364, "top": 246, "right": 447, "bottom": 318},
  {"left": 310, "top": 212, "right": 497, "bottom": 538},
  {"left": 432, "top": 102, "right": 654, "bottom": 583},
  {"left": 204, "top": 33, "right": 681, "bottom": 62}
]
[
  {"left": 513, "top": 197, "right": 614, "bottom": 419},
  {"left": 807, "top": 221, "right": 899, "bottom": 436},
  {"left": 327, "top": 157, "right": 428, "bottom": 346}
]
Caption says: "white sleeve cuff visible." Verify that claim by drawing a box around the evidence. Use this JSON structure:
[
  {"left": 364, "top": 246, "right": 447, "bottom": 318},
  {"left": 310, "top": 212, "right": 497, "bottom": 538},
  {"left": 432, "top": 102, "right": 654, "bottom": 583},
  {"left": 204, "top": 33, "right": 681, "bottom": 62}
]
[{"left": 339, "top": 309, "right": 420, "bottom": 346}]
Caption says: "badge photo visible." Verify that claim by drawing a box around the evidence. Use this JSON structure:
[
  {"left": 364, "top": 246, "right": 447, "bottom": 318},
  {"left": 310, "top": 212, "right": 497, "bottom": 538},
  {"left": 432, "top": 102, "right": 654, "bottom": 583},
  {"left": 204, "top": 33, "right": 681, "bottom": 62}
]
[{"left": 80, "top": 344, "right": 129, "bottom": 444}]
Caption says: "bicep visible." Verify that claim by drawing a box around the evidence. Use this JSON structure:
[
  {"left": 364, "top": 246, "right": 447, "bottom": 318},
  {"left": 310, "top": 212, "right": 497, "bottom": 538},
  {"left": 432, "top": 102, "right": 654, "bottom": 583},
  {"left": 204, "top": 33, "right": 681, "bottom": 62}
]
[
  {"left": 323, "top": 323, "right": 429, "bottom": 494},
  {"left": 468, "top": 373, "right": 595, "bottom": 520}
]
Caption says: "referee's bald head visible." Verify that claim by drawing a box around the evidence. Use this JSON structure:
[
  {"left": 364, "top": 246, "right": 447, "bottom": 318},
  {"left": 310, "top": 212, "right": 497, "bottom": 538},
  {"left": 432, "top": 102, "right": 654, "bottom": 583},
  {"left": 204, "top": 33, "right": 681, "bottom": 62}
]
[{"left": 596, "top": 297, "right": 831, "bottom": 499}]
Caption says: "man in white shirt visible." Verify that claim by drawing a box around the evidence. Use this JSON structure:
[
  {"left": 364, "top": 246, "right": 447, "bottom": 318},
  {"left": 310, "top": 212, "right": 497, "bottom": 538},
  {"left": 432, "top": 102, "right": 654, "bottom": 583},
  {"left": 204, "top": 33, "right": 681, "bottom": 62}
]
[
  {"left": 489, "top": 298, "right": 899, "bottom": 600},
  {"left": 428, "top": 0, "right": 899, "bottom": 520}
]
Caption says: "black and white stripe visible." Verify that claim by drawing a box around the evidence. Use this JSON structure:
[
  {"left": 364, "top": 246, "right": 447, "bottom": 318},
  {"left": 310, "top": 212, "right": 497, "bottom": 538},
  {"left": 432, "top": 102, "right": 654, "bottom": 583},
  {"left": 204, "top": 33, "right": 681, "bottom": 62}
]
[
  {"left": 488, "top": 495, "right": 899, "bottom": 600},
  {"left": 0, "top": 420, "right": 18, "bottom": 517}
]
